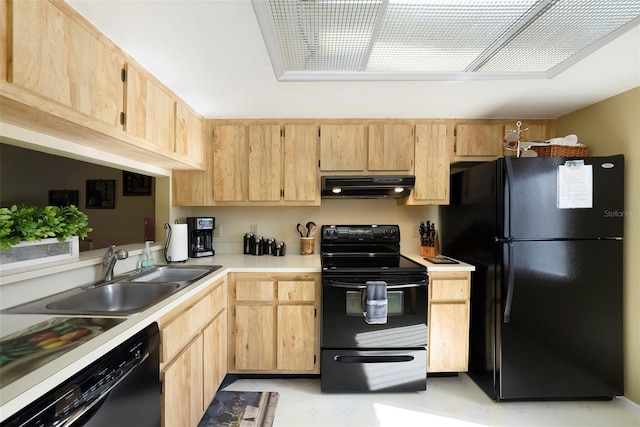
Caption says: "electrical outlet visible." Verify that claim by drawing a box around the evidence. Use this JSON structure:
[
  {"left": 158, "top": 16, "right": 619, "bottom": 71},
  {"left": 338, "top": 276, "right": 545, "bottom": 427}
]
[
  {"left": 214, "top": 225, "right": 221, "bottom": 237},
  {"left": 250, "top": 224, "right": 258, "bottom": 235}
]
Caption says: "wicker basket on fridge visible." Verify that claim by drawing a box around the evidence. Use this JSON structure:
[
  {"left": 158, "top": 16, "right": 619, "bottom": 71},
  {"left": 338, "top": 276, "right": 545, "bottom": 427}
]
[{"left": 529, "top": 144, "right": 589, "bottom": 157}]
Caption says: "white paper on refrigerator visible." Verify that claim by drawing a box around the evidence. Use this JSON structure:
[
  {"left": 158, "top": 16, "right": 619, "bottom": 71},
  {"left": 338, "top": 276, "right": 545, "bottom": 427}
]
[{"left": 557, "top": 164, "right": 593, "bottom": 209}]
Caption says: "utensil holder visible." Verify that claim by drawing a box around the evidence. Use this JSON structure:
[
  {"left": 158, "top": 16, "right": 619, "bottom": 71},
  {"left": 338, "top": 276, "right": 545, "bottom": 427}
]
[{"left": 300, "top": 237, "right": 315, "bottom": 255}]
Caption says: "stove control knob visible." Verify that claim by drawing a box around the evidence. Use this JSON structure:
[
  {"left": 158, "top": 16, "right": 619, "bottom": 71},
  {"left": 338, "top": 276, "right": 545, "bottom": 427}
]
[{"left": 324, "top": 227, "right": 338, "bottom": 239}]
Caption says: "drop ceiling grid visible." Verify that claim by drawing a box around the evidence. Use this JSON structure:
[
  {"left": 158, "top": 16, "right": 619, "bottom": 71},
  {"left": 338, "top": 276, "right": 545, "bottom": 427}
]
[
  {"left": 479, "top": 0, "right": 640, "bottom": 72},
  {"left": 368, "top": 1, "right": 538, "bottom": 72},
  {"left": 271, "top": 0, "right": 381, "bottom": 71},
  {"left": 257, "top": 0, "right": 640, "bottom": 80}
]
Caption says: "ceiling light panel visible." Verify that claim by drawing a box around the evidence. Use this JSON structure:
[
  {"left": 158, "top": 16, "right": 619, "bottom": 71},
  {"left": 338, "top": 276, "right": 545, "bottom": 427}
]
[
  {"left": 368, "top": 0, "right": 539, "bottom": 72},
  {"left": 477, "top": 0, "right": 640, "bottom": 73},
  {"left": 254, "top": 0, "right": 640, "bottom": 79},
  {"left": 269, "top": 0, "right": 382, "bottom": 71}
]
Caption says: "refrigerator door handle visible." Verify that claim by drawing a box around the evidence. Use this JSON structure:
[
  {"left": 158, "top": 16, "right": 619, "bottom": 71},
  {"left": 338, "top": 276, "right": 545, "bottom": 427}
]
[
  {"left": 504, "top": 242, "right": 515, "bottom": 323},
  {"left": 504, "top": 156, "right": 514, "bottom": 239}
]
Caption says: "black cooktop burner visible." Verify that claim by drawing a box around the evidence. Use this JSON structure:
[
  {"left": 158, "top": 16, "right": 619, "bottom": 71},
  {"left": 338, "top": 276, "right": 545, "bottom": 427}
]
[
  {"left": 321, "top": 253, "right": 424, "bottom": 271},
  {"left": 320, "top": 224, "right": 427, "bottom": 275}
]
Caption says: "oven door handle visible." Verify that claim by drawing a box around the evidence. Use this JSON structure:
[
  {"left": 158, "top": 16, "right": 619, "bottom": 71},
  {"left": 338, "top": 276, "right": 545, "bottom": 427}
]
[
  {"left": 334, "top": 355, "right": 415, "bottom": 363},
  {"left": 324, "top": 280, "right": 427, "bottom": 289}
]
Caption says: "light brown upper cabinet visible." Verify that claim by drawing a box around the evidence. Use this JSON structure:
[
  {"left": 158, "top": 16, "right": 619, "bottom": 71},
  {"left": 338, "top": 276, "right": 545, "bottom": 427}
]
[
  {"left": 454, "top": 123, "right": 505, "bottom": 158},
  {"left": 9, "top": 0, "right": 122, "bottom": 127},
  {"left": 400, "top": 123, "right": 450, "bottom": 206},
  {"left": 172, "top": 122, "right": 214, "bottom": 206},
  {"left": 248, "top": 125, "right": 282, "bottom": 202},
  {"left": 3, "top": 0, "right": 204, "bottom": 170},
  {"left": 507, "top": 122, "right": 549, "bottom": 142},
  {"left": 283, "top": 125, "right": 320, "bottom": 204},
  {"left": 173, "top": 122, "right": 319, "bottom": 206},
  {"left": 453, "top": 120, "right": 555, "bottom": 162},
  {"left": 123, "top": 63, "right": 176, "bottom": 152},
  {"left": 368, "top": 124, "right": 414, "bottom": 173},
  {"left": 175, "top": 102, "right": 205, "bottom": 167},
  {"left": 213, "top": 125, "right": 248, "bottom": 202},
  {"left": 319, "top": 124, "right": 366, "bottom": 172}
]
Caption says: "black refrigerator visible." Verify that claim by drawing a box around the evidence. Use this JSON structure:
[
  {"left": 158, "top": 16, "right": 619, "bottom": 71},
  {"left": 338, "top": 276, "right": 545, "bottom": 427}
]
[{"left": 440, "top": 155, "right": 624, "bottom": 401}]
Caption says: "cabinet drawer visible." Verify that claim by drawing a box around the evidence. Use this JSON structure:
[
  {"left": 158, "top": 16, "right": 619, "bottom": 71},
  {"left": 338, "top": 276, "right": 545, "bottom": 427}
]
[
  {"left": 430, "top": 279, "right": 469, "bottom": 301},
  {"left": 236, "top": 280, "right": 274, "bottom": 301},
  {"left": 278, "top": 280, "right": 315, "bottom": 302},
  {"left": 160, "top": 291, "right": 215, "bottom": 362}
]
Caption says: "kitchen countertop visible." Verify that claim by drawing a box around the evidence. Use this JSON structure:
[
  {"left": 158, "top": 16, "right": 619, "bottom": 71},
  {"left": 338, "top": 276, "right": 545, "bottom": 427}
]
[{"left": 0, "top": 250, "right": 473, "bottom": 421}]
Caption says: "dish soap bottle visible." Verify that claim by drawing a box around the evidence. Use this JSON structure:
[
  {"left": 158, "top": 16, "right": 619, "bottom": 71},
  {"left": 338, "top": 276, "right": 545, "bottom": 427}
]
[{"left": 141, "top": 241, "right": 155, "bottom": 269}]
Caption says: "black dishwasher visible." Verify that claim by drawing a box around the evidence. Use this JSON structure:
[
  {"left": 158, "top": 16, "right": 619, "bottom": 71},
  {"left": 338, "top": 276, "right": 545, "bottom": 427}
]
[{"left": 2, "top": 323, "right": 160, "bottom": 427}]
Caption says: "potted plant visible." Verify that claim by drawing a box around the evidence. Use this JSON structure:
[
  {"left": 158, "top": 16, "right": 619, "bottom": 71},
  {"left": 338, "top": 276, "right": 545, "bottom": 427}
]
[{"left": 0, "top": 204, "right": 93, "bottom": 269}]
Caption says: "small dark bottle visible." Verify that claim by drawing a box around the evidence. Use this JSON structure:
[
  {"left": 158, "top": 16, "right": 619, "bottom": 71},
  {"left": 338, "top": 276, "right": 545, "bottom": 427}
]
[
  {"left": 264, "top": 238, "right": 273, "bottom": 255},
  {"left": 254, "top": 236, "right": 264, "bottom": 256},
  {"left": 243, "top": 233, "right": 253, "bottom": 254}
]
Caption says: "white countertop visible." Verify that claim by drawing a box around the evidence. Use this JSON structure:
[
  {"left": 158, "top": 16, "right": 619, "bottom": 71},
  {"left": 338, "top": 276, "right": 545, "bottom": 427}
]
[{"left": 0, "top": 250, "right": 473, "bottom": 421}]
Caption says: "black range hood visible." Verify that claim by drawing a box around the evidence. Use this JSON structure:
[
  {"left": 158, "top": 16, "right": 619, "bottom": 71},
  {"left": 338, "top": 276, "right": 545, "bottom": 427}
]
[{"left": 321, "top": 176, "right": 415, "bottom": 199}]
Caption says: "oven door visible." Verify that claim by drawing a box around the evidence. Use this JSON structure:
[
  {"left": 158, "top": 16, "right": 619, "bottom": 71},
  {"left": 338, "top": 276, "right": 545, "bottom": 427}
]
[
  {"left": 321, "top": 348, "right": 427, "bottom": 392},
  {"left": 321, "top": 276, "right": 427, "bottom": 349}
]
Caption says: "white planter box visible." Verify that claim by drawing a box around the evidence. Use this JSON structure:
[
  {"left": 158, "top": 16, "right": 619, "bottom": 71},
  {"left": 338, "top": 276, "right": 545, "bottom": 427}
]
[{"left": 0, "top": 236, "right": 79, "bottom": 271}]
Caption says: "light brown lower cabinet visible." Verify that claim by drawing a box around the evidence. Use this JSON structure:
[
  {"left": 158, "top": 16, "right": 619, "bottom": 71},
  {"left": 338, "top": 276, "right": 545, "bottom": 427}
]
[
  {"left": 228, "top": 272, "right": 320, "bottom": 374},
  {"left": 427, "top": 270, "right": 471, "bottom": 373},
  {"left": 159, "top": 278, "right": 227, "bottom": 427}
]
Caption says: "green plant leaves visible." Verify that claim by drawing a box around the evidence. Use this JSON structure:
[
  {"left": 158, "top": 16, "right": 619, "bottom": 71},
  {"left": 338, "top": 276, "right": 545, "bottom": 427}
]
[{"left": 0, "top": 204, "right": 93, "bottom": 250}]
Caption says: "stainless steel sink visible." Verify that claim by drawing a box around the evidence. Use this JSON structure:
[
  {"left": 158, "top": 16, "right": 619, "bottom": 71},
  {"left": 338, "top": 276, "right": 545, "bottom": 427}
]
[
  {"left": 128, "top": 265, "right": 216, "bottom": 284},
  {"left": 45, "top": 282, "right": 181, "bottom": 313},
  {"left": 2, "top": 264, "right": 223, "bottom": 316}
]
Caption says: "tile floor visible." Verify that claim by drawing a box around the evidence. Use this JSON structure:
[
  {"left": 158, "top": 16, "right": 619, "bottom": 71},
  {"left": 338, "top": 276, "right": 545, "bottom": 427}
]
[{"left": 221, "top": 374, "right": 640, "bottom": 427}]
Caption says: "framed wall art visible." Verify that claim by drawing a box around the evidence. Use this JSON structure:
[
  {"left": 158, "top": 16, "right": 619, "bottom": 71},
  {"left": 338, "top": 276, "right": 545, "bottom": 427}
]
[
  {"left": 123, "top": 171, "right": 152, "bottom": 196},
  {"left": 86, "top": 179, "right": 115, "bottom": 209},
  {"left": 48, "top": 190, "right": 79, "bottom": 207}
]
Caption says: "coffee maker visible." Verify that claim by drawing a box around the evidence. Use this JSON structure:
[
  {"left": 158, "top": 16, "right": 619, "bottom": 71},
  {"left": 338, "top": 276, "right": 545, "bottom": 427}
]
[{"left": 186, "top": 217, "right": 215, "bottom": 258}]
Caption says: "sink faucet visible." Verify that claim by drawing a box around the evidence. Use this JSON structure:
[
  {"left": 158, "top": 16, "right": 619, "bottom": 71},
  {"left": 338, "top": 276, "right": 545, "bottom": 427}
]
[{"left": 102, "top": 245, "right": 129, "bottom": 281}]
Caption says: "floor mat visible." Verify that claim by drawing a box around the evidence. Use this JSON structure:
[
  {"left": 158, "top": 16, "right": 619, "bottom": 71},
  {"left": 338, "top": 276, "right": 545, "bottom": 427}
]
[{"left": 198, "top": 391, "right": 279, "bottom": 427}]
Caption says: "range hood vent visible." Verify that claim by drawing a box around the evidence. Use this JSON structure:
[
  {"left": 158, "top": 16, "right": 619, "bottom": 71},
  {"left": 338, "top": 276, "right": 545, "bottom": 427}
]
[{"left": 321, "top": 176, "right": 415, "bottom": 199}]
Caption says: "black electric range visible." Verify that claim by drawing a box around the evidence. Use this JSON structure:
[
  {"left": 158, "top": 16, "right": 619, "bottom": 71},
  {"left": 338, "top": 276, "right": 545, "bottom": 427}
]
[{"left": 319, "top": 225, "right": 428, "bottom": 393}]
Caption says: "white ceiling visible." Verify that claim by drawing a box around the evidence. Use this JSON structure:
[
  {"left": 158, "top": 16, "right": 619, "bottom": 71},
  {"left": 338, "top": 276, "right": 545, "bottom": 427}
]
[{"left": 65, "top": 0, "right": 640, "bottom": 120}]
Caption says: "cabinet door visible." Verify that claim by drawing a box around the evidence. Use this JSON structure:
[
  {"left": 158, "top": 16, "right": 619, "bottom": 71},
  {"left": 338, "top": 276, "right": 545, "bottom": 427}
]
[
  {"left": 319, "top": 124, "right": 366, "bottom": 171},
  {"left": 213, "top": 125, "right": 248, "bottom": 202},
  {"left": 412, "top": 124, "right": 449, "bottom": 204},
  {"left": 172, "top": 126, "right": 215, "bottom": 206},
  {"left": 455, "top": 124, "right": 504, "bottom": 157},
  {"left": 248, "top": 125, "right": 282, "bottom": 202},
  {"left": 283, "top": 125, "right": 319, "bottom": 203},
  {"left": 176, "top": 102, "right": 204, "bottom": 166},
  {"left": 427, "top": 271, "right": 470, "bottom": 373},
  {"left": 427, "top": 303, "right": 469, "bottom": 372},
  {"left": 162, "top": 335, "right": 204, "bottom": 427},
  {"left": 234, "top": 305, "right": 275, "bottom": 370},
  {"left": 368, "top": 124, "right": 414, "bottom": 172},
  {"left": 124, "top": 63, "right": 176, "bottom": 151},
  {"left": 277, "top": 305, "right": 315, "bottom": 371},
  {"left": 203, "top": 313, "right": 227, "bottom": 407},
  {"left": 10, "top": 0, "right": 122, "bottom": 127}
]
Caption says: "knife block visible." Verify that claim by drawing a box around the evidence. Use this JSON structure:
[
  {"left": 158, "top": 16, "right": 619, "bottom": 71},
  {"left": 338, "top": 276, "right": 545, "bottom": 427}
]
[{"left": 420, "top": 246, "right": 436, "bottom": 257}]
